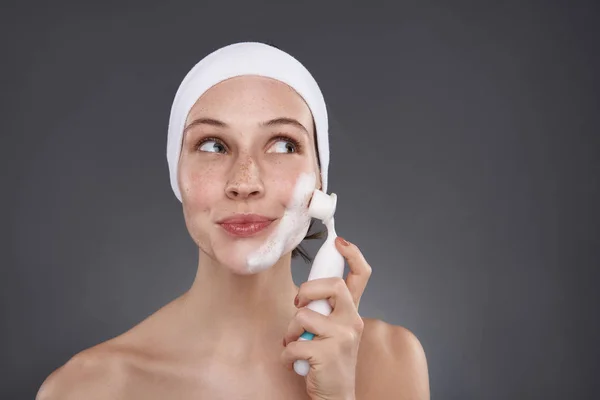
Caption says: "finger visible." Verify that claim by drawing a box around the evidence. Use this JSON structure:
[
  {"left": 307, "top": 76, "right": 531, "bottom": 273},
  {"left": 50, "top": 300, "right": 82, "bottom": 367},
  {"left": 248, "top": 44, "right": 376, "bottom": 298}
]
[
  {"left": 335, "top": 237, "right": 372, "bottom": 308},
  {"left": 281, "top": 338, "right": 328, "bottom": 371},
  {"left": 296, "top": 277, "right": 356, "bottom": 316},
  {"left": 283, "top": 307, "right": 338, "bottom": 346}
]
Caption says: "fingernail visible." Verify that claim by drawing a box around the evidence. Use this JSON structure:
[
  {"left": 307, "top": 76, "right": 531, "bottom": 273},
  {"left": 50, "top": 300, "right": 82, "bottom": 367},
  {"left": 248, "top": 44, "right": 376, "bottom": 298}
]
[
  {"left": 294, "top": 295, "right": 299, "bottom": 306},
  {"left": 337, "top": 236, "right": 350, "bottom": 246}
]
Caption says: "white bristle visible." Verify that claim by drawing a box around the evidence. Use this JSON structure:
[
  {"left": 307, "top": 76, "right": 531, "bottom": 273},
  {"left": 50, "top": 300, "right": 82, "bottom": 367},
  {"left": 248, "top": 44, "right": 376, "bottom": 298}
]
[{"left": 308, "top": 190, "right": 337, "bottom": 221}]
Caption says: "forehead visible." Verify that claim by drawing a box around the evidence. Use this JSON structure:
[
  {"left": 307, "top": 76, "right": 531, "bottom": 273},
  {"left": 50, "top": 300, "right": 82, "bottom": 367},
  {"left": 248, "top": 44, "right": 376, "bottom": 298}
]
[{"left": 186, "top": 75, "right": 314, "bottom": 127}]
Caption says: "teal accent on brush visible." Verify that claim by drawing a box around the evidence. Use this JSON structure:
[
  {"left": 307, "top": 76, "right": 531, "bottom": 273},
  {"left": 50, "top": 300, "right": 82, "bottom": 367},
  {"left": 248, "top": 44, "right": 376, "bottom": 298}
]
[{"left": 300, "top": 331, "right": 315, "bottom": 340}]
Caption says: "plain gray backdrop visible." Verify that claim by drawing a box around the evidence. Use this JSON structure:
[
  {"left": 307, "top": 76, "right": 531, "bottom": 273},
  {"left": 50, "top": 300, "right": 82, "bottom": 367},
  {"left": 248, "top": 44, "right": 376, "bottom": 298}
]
[{"left": 2, "top": 1, "right": 599, "bottom": 399}]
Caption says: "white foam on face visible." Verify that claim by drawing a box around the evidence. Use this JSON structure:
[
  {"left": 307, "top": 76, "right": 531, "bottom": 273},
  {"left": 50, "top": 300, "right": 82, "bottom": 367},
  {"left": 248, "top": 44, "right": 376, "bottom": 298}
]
[{"left": 246, "top": 172, "right": 316, "bottom": 273}]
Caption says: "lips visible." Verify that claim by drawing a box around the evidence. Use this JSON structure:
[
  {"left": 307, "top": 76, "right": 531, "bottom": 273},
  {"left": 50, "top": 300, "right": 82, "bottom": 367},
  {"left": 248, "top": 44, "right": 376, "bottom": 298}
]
[{"left": 217, "top": 214, "right": 275, "bottom": 238}]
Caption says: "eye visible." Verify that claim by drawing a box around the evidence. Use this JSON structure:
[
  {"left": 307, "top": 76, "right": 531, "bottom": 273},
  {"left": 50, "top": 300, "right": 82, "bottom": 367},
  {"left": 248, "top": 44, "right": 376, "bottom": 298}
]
[
  {"left": 267, "top": 136, "right": 301, "bottom": 154},
  {"left": 197, "top": 138, "right": 226, "bottom": 154}
]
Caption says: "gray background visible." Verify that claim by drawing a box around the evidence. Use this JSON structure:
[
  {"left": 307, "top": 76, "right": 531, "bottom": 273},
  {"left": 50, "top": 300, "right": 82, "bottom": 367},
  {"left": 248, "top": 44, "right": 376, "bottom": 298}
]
[{"left": 2, "top": 1, "right": 599, "bottom": 399}]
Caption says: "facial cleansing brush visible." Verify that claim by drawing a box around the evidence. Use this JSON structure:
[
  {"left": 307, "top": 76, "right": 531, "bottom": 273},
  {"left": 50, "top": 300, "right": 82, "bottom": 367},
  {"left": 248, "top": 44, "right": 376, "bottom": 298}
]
[{"left": 293, "top": 189, "right": 346, "bottom": 376}]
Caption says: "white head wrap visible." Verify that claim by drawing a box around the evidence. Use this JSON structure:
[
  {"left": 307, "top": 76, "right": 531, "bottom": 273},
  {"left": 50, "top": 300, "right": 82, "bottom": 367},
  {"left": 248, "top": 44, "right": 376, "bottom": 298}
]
[{"left": 166, "top": 42, "right": 329, "bottom": 202}]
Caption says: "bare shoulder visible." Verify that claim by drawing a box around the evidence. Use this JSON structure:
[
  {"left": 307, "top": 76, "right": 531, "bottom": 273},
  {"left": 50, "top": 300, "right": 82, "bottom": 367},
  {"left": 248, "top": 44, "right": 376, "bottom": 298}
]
[
  {"left": 35, "top": 341, "right": 135, "bottom": 400},
  {"left": 33, "top": 308, "right": 176, "bottom": 400},
  {"left": 360, "top": 318, "right": 428, "bottom": 361},
  {"left": 357, "top": 318, "right": 430, "bottom": 399},
  {"left": 36, "top": 297, "right": 185, "bottom": 400}
]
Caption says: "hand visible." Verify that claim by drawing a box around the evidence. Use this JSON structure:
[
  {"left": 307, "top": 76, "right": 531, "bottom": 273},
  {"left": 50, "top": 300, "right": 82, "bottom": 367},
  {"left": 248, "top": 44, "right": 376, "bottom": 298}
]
[{"left": 281, "top": 237, "right": 372, "bottom": 400}]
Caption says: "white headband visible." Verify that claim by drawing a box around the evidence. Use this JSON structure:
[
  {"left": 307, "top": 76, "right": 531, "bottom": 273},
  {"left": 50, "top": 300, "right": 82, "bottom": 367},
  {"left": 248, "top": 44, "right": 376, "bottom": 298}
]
[{"left": 166, "top": 41, "right": 330, "bottom": 202}]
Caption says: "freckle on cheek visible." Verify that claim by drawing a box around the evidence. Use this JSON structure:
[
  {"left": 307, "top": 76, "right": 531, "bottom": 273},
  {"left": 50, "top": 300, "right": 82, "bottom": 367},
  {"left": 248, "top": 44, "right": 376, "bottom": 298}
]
[{"left": 182, "top": 170, "right": 211, "bottom": 199}]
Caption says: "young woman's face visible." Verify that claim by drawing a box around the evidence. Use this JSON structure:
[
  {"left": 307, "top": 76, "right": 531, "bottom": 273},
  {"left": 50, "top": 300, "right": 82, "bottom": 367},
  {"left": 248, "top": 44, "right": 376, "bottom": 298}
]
[{"left": 178, "top": 75, "right": 321, "bottom": 274}]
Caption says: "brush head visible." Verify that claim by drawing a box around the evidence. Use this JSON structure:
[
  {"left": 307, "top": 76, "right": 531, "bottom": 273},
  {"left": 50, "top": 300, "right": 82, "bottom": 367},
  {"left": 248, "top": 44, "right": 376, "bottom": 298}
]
[{"left": 307, "top": 190, "right": 337, "bottom": 222}]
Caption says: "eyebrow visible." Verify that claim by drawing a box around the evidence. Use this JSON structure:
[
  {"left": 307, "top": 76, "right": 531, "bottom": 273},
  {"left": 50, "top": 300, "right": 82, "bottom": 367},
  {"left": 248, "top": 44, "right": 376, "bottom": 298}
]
[
  {"left": 183, "top": 117, "right": 309, "bottom": 135},
  {"left": 260, "top": 117, "right": 309, "bottom": 135}
]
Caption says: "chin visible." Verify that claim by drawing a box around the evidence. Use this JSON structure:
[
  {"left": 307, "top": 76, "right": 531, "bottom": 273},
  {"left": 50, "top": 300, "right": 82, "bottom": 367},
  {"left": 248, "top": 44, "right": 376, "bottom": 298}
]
[
  {"left": 210, "top": 240, "right": 275, "bottom": 275},
  {"left": 215, "top": 252, "right": 276, "bottom": 275}
]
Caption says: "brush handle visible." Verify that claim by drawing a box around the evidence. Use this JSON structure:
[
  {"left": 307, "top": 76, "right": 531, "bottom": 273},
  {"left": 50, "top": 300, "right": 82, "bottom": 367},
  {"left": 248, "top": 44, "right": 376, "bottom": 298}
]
[
  {"left": 293, "top": 299, "right": 333, "bottom": 376},
  {"left": 293, "top": 193, "right": 344, "bottom": 377},
  {"left": 292, "top": 235, "right": 344, "bottom": 376}
]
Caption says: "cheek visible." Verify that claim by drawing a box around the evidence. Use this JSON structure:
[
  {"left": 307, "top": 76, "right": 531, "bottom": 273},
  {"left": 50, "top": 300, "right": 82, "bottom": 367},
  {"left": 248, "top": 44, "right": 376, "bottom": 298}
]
[
  {"left": 246, "top": 171, "right": 316, "bottom": 272},
  {"left": 179, "top": 163, "right": 222, "bottom": 210},
  {"left": 265, "top": 159, "right": 315, "bottom": 205}
]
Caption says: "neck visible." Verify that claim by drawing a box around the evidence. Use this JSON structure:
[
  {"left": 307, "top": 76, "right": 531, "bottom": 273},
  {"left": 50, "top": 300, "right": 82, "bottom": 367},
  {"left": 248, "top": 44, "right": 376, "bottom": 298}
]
[{"left": 181, "top": 249, "right": 300, "bottom": 352}]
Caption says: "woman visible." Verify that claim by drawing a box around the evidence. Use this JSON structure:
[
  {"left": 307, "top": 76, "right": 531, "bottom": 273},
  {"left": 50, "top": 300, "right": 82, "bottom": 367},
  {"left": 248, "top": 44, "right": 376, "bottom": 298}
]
[{"left": 37, "top": 42, "right": 430, "bottom": 399}]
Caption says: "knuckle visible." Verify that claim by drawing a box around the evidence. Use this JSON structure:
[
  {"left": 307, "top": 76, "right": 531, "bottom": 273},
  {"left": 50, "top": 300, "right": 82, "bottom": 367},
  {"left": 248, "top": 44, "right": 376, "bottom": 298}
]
[
  {"left": 282, "top": 341, "right": 295, "bottom": 358},
  {"left": 296, "top": 307, "right": 311, "bottom": 321},
  {"left": 346, "top": 251, "right": 359, "bottom": 264},
  {"left": 352, "top": 317, "right": 365, "bottom": 334},
  {"left": 333, "top": 278, "right": 347, "bottom": 292},
  {"left": 339, "top": 329, "right": 358, "bottom": 347}
]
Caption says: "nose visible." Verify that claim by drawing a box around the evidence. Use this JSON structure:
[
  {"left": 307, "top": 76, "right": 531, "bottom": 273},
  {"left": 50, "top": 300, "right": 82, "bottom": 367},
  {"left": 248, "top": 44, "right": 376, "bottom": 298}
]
[{"left": 225, "top": 155, "right": 265, "bottom": 200}]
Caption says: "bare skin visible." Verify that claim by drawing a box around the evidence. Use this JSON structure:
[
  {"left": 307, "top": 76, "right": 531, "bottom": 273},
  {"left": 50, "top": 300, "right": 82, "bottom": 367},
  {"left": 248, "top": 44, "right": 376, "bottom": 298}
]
[
  {"left": 36, "top": 302, "right": 427, "bottom": 399},
  {"left": 37, "top": 76, "right": 430, "bottom": 399}
]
